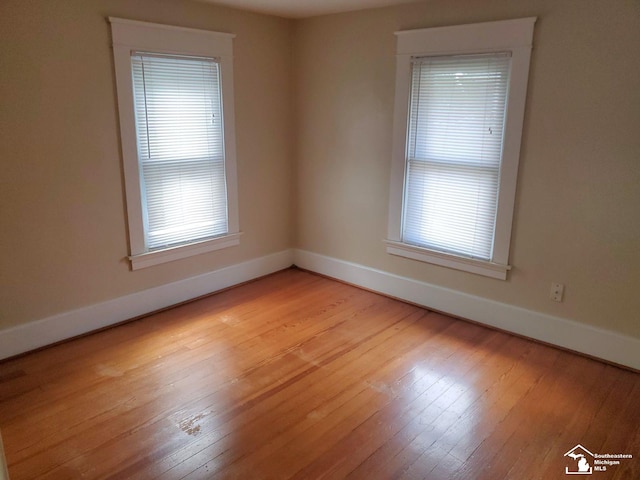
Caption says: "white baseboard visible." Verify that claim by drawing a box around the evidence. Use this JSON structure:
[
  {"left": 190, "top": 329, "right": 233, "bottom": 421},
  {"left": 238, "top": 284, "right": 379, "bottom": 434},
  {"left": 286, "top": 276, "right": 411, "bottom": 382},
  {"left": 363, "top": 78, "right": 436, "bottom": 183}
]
[
  {"left": 293, "top": 249, "right": 640, "bottom": 370},
  {"left": 0, "top": 249, "right": 294, "bottom": 361},
  {"left": 3, "top": 247, "right": 638, "bottom": 370}
]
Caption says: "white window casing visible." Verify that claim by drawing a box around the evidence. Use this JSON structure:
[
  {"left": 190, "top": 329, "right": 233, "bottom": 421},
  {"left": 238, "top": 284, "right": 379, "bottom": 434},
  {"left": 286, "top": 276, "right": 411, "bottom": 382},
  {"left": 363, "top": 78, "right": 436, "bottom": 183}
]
[
  {"left": 110, "top": 18, "right": 240, "bottom": 270},
  {"left": 386, "top": 18, "right": 536, "bottom": 280}
]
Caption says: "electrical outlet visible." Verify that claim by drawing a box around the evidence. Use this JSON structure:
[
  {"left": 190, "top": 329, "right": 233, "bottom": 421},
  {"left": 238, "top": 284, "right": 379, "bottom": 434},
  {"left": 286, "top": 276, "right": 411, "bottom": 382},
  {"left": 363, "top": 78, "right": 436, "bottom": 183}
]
[{"left": 550, "top": 282, "right": 564, "bottom": 302}]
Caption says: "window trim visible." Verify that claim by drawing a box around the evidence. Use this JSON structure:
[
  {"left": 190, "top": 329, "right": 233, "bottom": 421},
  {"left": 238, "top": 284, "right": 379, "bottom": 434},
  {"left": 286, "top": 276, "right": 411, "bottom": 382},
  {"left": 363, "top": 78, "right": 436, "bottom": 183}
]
[
  {"left": 386, "top": 18, "right": 536, "bottom": 280},
  {"left": 109, "top": 18, "right": 240, "bottom": 270}
]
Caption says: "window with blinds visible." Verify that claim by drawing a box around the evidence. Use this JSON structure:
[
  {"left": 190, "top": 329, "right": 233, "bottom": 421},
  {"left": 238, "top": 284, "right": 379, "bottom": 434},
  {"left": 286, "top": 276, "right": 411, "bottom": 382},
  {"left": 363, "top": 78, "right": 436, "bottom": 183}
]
[
  {"left": 402, "top": 53, "right": 511, "bottom": 261},
  {"left": 131, "top": 52, "right": 228, "bottom": 251}
]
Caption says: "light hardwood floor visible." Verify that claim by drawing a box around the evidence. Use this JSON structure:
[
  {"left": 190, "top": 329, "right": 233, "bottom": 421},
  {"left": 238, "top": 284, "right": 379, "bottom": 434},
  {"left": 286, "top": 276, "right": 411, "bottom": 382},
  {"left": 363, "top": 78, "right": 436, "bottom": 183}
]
[{"left": 0, "top": 268, "right": 638, "bottom": 479}]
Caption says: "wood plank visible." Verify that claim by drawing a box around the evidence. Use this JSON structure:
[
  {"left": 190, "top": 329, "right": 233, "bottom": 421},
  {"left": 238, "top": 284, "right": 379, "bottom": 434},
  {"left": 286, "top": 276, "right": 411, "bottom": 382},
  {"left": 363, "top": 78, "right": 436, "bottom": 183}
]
[{"left": 0, "top": 268, "right": 638, "bottom": 479}]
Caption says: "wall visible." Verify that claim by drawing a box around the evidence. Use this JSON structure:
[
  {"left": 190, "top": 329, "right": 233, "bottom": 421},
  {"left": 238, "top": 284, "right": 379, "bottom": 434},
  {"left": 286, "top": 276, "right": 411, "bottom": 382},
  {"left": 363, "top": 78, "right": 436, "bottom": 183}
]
[
  {"left": 0, "top": 0, "right": 294, "bottom": 330},
  {"left": 294, "top": 0, "right": 640, "bottom": 338}
]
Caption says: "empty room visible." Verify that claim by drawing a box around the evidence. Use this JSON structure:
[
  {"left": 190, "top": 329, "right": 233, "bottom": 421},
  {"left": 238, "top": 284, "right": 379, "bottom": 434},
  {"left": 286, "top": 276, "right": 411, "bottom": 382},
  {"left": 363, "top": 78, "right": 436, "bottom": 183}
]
[{"left": 0, "top": 0, "right": 638, "bottom": 478}]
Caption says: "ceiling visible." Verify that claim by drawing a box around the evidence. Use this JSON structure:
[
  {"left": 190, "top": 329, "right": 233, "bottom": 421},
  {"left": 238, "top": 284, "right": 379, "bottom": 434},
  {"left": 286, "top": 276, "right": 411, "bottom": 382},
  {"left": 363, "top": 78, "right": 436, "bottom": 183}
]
[{"left": 196, "top": 0, "right": 417, "bottom": 18}]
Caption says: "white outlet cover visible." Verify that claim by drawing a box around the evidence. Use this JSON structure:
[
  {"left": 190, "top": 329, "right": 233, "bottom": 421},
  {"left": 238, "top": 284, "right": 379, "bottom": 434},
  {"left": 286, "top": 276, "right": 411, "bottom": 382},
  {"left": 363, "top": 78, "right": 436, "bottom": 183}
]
[{"left": 550, "top": 282, "right": 564, "bottom": 302}]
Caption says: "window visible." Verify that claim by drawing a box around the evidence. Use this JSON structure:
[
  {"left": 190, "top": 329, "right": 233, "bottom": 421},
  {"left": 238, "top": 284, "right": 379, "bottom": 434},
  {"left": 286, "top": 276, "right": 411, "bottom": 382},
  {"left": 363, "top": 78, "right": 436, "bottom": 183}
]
[
  {"left": 386, "top": 18, "right": 536, "bottom": 279},
  {"left": 110, "top": 18, "right": 240, "bottom": 270}
]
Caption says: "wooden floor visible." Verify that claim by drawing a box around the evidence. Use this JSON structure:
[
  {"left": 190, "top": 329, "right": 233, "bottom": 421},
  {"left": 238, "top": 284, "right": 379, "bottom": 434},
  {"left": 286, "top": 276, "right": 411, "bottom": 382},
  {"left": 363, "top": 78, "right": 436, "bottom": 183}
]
[{"left": 0, "top": 269, "right": 638, "bottom": 479}]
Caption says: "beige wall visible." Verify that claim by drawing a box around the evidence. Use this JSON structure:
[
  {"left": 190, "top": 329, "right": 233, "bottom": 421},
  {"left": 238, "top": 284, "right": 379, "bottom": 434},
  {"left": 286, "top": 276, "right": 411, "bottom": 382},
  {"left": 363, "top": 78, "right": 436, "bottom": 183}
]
[
  {"left": 1, "top": 0, "right": 639, "bottom": 342},
  {"left": 294, "top": 0, "right": 640, "bottom": 338},
  {"left": 0, "top": 0, "right": 294, "bottom": 329}
]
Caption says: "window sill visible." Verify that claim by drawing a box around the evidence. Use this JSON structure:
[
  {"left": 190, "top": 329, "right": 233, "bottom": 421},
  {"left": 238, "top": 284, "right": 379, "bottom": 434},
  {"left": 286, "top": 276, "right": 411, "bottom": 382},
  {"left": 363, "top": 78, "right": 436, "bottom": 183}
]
[
  {"left": 129, "top": 232, "right": 242, "bottom": 270},
  {"left": 384, "top": 240, "right": 510, "bottom": 280}
]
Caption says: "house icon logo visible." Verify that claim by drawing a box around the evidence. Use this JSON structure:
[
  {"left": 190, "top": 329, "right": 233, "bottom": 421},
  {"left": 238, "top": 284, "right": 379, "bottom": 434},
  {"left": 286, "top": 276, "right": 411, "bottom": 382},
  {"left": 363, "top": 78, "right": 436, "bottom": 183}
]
[{"left": 565, "top": 444, "right": 594, "bottom": 475}]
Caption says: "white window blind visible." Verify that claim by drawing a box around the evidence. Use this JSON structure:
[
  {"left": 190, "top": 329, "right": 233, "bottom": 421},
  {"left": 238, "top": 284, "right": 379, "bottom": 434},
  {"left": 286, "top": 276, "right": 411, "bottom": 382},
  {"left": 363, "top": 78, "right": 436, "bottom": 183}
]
[
  {"left": 131, "top": 52, "right": 228, "bottom": 251},
  {"left": 403, "top": 53, "right": 511, "bottom": 261}
]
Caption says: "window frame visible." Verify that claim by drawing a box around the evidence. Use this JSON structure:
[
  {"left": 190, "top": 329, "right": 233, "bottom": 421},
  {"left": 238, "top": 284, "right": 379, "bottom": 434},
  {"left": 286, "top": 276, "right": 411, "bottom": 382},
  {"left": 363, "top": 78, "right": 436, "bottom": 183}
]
[
  {"left": 110, "top": 18, "right": 240, "bottom": 270},
  {"left": 386, "top": 18, "right": 536, "bottom": 280}
]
